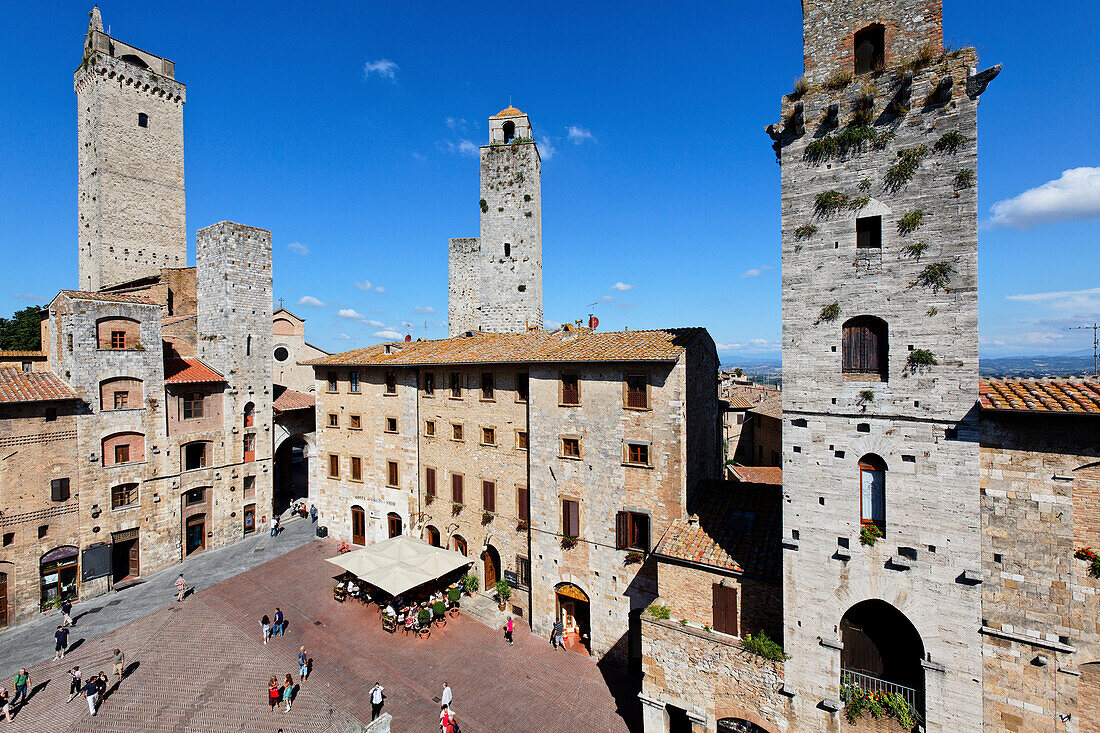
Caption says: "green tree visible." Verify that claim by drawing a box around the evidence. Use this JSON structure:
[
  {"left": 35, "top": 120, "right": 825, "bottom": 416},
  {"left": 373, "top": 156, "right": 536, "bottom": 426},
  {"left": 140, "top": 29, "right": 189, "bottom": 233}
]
[{"left": 0, "top": 305, "right": 44, "bottom": 351}]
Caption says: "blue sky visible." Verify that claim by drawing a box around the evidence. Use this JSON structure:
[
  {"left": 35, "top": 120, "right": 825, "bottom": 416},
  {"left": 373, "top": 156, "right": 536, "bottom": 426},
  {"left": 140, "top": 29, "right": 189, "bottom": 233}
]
[{"left": 1, "top": 2, "right": 1098, "bottom": 361}]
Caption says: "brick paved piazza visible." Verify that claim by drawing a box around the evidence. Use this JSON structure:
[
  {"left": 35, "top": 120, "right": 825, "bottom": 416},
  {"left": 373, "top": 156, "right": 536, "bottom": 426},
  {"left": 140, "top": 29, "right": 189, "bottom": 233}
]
[{"left": 0, "top": 538, "right": 638, "bottom": 732}]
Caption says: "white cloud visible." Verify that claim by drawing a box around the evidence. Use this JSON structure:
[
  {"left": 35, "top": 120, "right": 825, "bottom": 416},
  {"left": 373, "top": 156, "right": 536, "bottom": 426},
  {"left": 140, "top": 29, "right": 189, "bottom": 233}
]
[
  {"left": 437, "top": 139, "right": 479, "bottom": 157},
  {"left": 297, "top": 296, "right": 325, "bottom": 307},
  {"left": 374, "top": 330, "right": 404, "bottom": 340},
  {"left": 458, "top": 140, "right": 478, "bottom": 157},
  {"left": 363, "top": 59, "right": 398, "bottom": 81},
  {"left": 538, "top": 136, "right": 557, "bottom": 161},
  {"left": 413, "top": 306, "right": 435, "bottom": 314},
  {"left": 288, "top": 242, "right": 310, "bottom": 255},
  {"left": 354, "top": 280, "right": 372, "bottom": 291},
  {"left": 567, "top": 126, "right": 595, "bottom": 144},
  {"left": 741, "top": 265, "right": 774, "bottom": 279},
  {"left": 445, "top": 116, "right": 469, "bottom": 129},
  {"left": 716, "top": 339, "right": 781, "bottom": 352},
  {"left": 412, "top": 152, "right": 426, "bottom": 161},
  {"left": 374, "top": 285, "right": 386, "bottom": 293},
  {"left": 365, "top": 319, "right": 386, "bottom": 328},
  {"left": 336, "top": 333, "right": 352, "bottom": 341},
  {"left": 610, "top": 282, "right": 634, "bottom": 291},
  {"left": 600, "top": 295, "right": 615, "bottom": 303},
  {"left": 14, "top": 292, "right": 45, "bottom": 302},
  {"left": 544, "top": 320, "right": 562, "bottom": 330},
  {"left": 1006, "top": 286, "right": 1100, "bottom": 312},
  {"left": 337, "top": 308, "right": 366, "bottom": 320},
  {"left": 989, "top": 167, "right": 1100, "bottom": 229}
]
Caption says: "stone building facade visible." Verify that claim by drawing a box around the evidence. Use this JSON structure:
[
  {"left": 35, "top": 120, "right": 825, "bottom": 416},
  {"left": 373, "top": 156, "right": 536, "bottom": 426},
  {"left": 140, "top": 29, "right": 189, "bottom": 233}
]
[
  {"left": 448, "top": 108, "right": 543, "bottom": 336},
  {"left": 272, "top": 308, "right": 328, "bottom": 394},
  {"left": 308, "top": 326, "right": 719, "bottom": 664},
  {"left": 75, "top": 7, "right": 187, "bottom": 291}
]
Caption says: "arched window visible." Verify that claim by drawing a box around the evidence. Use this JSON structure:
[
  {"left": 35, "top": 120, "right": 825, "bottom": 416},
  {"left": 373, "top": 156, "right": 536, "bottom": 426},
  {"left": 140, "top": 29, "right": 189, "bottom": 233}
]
[
  {"left": 243, "top": 402, "right": 255, "bottom": 428},
  {"left": 102, "top": 432, "right": 145, "bottom": 466},
  {"left": 859, "top": 454, "right": 886, "bottom": 534},
  {"left": 387, "top": 512, "right": 402, "bottom": 538},
  {"left": 100, "top": 377, "right": 143, "bottom": 410},
  {"left": 843, "top": 316, "right": 888, "bottom": 381},
  {"left": 426, "top": 525, "right": 440, "bottom": 547},
  {"left": 502, "top": 121, "right": 516, "bottom": 143},
  {"left": 96, "top": 317, "right": 140, "bottom": 350},
  {"left": 840, "top": 600, "right": 924, "bottom": 719},
  {"left": 854, "top": 25, "right": 885, "bottom": 75},
  {"left": 351, "top": 505, "right": 366, "bottom": 545},
  {"left": 453, "top": 535, "right": 467, "bottom": 556}
]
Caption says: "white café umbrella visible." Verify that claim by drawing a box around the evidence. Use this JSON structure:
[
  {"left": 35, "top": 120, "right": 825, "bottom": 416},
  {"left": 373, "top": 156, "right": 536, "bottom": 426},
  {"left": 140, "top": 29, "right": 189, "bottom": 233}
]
[{"left": 326, "top": 534, "right": 472, "bottom": 597}]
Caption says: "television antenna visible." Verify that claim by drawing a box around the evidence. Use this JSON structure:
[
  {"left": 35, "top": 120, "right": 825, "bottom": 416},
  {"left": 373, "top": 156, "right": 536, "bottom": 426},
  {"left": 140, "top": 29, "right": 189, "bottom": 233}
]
[{"left": 1070, "top": 323, "right": 1099, "bottom": 376}]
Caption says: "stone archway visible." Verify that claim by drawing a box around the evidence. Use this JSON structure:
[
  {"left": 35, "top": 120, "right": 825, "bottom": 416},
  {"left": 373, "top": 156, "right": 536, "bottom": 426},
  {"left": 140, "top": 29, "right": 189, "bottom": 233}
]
[
  {"left": 273, "top": 435, "right": 310, "bottom": 515},
  {"left": 840, "top": 599, "right": 925, "bottom": 726}
]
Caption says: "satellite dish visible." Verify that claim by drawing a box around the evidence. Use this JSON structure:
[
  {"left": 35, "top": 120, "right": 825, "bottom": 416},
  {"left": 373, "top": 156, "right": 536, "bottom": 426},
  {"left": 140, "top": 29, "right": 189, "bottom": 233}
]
[
  {"left": 588, "top": 315, "right": 599, "bottom": 329},
  {"left": 404, "top": 334, "right": 412, "bottom": 342}
]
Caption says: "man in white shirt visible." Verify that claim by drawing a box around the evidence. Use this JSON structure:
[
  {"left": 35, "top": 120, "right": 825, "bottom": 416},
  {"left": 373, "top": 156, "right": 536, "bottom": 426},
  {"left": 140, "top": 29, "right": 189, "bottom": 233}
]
[
  {"left": 370, "top": 682, "right": 385, "bottom": 720},
  {"left": 441, "top": 682, "right": 452, "bottom": 710}
]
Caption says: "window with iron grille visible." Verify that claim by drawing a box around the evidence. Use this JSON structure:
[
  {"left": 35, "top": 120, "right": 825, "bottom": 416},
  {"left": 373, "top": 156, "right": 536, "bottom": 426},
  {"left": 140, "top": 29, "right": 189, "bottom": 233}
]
[
  {"left": 625, "top": 374, "right": 648, "bottom": 409},
  {"left": 111, "top": 483, "right": 138, "bottom": 509},
  {"left": 50, "top": 478, "right": 70, "bottom": 502},
  {"left": 562, "top": 437, "right": 580, "bottom": 459},
  {"left": 481, "top": 372, "right": 494, "bottom": 400},
  {"left": 183, "top": 393, "right": 204, "bottom": 419},
  {"left": 560, "top": 374, "right": 580, "bottom": 405},
  {"left": 615, "top": 511, "right": 650, "bottom": 552},
  {"left": 516, "top": 556, "right": 531, "bottom": 588}
]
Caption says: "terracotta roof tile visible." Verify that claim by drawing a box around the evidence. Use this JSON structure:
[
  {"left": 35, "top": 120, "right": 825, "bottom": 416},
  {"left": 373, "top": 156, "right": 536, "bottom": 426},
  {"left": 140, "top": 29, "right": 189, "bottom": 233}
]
[
  {"left": 749, "top": 393, "right": 783, "bottom": 419},
  {"left": 729, "top": 466, "right": 783, "bottom": 485},
  {"left": 57, "top": 289, "right": 159, "bottom": 305},
  {"left": 655, "top": 480, "right": 782, "bottom": 579},
  {"left": 305, "top": 327, "right": 704, "bottom": 367},
  {"left": 164, "top": 357, "right": 226, "bottom": 384},
  {"left": 491, "top": 105, "right": 524, "bottom": 118},
  {"left": 161, "top": 314, "right": 196, "bottom": 326},
  {"left": 720, "top": 383, "right": 779, "bottom": 410},
  {"left": 0, "top": 351, "right": 46, "bottom": 358},
  {"left": 979, "top": 378, "right": 1100, "bottom": 414},
  {"left": 0, "top": 368, "right": 79, "bottom": 404},
  {"left": 273, "top": 385, "right": 314, "bottom": 413}
]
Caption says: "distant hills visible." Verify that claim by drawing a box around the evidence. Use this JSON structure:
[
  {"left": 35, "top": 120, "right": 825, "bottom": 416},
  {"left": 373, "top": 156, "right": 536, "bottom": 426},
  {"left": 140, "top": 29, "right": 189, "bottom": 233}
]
[{"left": 720, "top": 355, "right": 1096, "bottom": 381}]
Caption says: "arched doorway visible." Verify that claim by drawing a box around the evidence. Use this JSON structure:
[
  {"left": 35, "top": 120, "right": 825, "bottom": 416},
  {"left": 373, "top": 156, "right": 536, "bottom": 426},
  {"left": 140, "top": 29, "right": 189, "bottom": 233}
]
[
  {"left": 453, "top": 535, "right": 467, "bottom": 556},
  {"left": 555, "top": 582, "right": 591, "bottom": 654},
  {"left": 840, "top": 600, "right": 924, "bottom": 724},
  {"left": 387, "top": 512, "right": 403, "bottom": 538},
  {"left": 482, "top": 545, "right": 501, "bottom": 588},
  {"left": 1081, "top": 662, "right": 1100, "bottom": 733},
  {"left": 273, "top": 435, "right": 309, "bottom": 515},
  {"left": 351, "top": 505, "right": 366, "bottom": 546}
]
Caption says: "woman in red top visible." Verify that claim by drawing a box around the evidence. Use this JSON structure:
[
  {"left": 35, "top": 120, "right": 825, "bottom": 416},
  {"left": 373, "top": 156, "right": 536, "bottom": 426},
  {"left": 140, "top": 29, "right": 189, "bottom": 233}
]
[{"left": 268, "top": 677, "right": 280, "bottom": 712}]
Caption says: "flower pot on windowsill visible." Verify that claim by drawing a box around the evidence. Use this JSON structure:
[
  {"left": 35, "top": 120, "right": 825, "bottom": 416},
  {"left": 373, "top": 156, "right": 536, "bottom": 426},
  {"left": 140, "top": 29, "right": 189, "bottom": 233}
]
[
  {"left": 516, "top": 519, "right": 529, "bottom": 532},
  {"left": 452, "top": 502, "right": 463, "bottom": 516},
  {"left": 425, "top": 494, "right": 435, "bottom": 505},
  {"left": 561, "top": 535, "right": 578, "bottom": 550},
  {"left": 481, "top": 511, "right": 495, "bottom": 525},
  {"left": 624, "top": 551, "right": 644, "bottom": 565}
]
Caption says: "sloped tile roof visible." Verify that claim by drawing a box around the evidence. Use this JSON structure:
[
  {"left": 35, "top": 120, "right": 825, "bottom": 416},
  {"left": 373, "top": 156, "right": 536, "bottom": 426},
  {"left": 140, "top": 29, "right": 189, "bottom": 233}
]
[
  {"left": 720, "top": 382, "right": 779, "bottom": 410},
  {"left": 164, "top": 357, "right": 226, "bottom": 384},
  {"left": 979, "top": 378, "right": 1100, "bottom": 414},
  {"left": 655, "top": 480, "right": 782, "bottom": 580},
  {"left": 161, "top": 314, "right": 196, "bottom": 326},
  {"left": 305, "top": 327, "right": 705, "bottom": 367},
  {"left": 0, "top": 350, "right": 46, "bottom": 358},
  {"left": 491, "top": 106, "right": 524, "bottom": 118},
  {"left": 57, "top": 289, "right": 159, "bottom": 305},
  {"left": 0, "top": 368, "right": 79, "bottom": 404},
  {"left": 729, "top": 466, "right": 783, "bottom": 485},
  {"left": 749, "top": 392, "right": 783, "bottom": 419},
  {"left": 273, "top": 385, "right": 314, "bottom": 413}
]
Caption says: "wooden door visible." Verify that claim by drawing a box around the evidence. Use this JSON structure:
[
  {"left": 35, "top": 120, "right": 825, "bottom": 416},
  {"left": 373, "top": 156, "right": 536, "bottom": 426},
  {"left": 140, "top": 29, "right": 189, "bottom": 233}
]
[
  {"left": 0, "top": 571, "right": 7, "bottom": 628},
  {"left": 711, "top": 584, "right": 738, "bottom": 636},
  {"left": 484, "top": 550, "right": 498, "bottom": 587},
  {"left": 840, "top": 616, "right": 884, "bottom": 677},
  {"left": 128, "top": 538, "right": 140, "bottom": 577},
  {"left": 351, "top": 507, "right": 366, "bottom": 545}
]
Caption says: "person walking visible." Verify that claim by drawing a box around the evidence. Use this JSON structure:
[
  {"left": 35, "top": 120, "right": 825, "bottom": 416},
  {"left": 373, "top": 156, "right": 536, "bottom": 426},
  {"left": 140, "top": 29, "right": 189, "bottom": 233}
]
[
  {"left": 282, "top": 674, "right": 294, "bottom": 712},
  {"left": 440, "top": 682, "right": 452, "bottom": 711},
  {"left": 175, "top": 573, "right": 187, "bottom": 602},
  {"left": 111, "top": 649, "right": 125, "bottom": 683},
  {"left": 0, "top": 688, "right": 10, "bottom": 723},
  {"left": 10, "top": 669, "right": 28, "bottom": 709},
  {"left": 67, "top": 666, "right": 81, "bottom": 702},
  {"left": 309, "top": 504, "right": 318, "bottom": 523},
  {"left": 260, "top": 614, "right": 271, "bottom": 644},
  {"left": 551, "top": 619, "right": 564, "bottom": 649},
  {"left": 53, "top": 624, "right": 69, "bottom": 660},
  {"left": 298, "top": 647, "right": 308, "bottom": 681},
  {"left": 504, "top": 616, "right": 514, "bottom": 645},
  {"left": 369, "top": 682, "right": 385, "bottom": 720},
  {"left": 268, "top": 677, "right": 280, "bottom": 713},
  {"left": 96, "top": 672, "right": 108, "bottom": 709},
  {"left": 82, "top": 676, "right": 98, "bottom": 716},
  {"left": 270, "top": 514, "right": 279, "bottom": 537},
  {"left": 60, "top": 599, "right": 74, "bottom": 627},
  {"left": 273, "top": 607, "right": 284, "bottom": 636}
]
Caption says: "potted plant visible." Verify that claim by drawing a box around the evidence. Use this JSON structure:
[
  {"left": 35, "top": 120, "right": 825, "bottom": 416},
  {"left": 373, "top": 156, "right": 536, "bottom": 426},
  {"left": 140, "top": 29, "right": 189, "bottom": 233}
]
[
  {"left": 417, "top": 607, "right": 431, "bottom": 630},
  {"left": 452, "top": 502, "right": 463, "bottom": 516},
  {"left": 494, "top": 579, "right": 512, "bottom": 611},
  {"left": 433, "top": 600, "right": 448, "bottom": 625},
  {"left": 481, "top": 510, "right": 494, "bottom": 525},
  {"left": 624, "top": 551, "right": 644, "bottom": 565},
  {"left": 517, "top": 519, "right": 529, "bottom": 531},
  {"left": 447, "top": 586, "right": 462, "bottom": 616},
  {"left": 561, "top": 535, "right": 578, "bottom": 550},
  {"left": 425, "top": 492, "right": 435, "bottom": 505},
  {"left": 461, "top": 573, "right": 480, "bottom": 596}
]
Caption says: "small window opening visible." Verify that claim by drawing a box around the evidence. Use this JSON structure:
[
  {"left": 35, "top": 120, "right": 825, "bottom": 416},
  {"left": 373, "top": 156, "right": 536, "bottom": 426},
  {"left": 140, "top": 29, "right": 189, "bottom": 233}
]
[
  {"left": 502, "top": 120, "right": 516, "bottom": 143},
  {"left": 854, "top": 25, "right": 885, "bottom": 75},
  {"left": 504, "top": 243, "right": 511, "bottom": 257},
  {"left": 138, "top": 112, "right": 149, "bottom": 128},
  {"left": 856, "top": 216, "right": 882, "bottom": 249},
  {"left": 517, "top": 284, "right": 527, "bottom": 292}
]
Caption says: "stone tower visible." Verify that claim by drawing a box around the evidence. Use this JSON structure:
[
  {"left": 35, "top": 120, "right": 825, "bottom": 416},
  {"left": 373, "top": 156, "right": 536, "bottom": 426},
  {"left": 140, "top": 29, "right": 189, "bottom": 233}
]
[
  {"left": 75, "top": 7, "right": 187, "bottom": 291},
  {"left": 448, "top": 107, "right": 543, "bottom": 335},
  {"left": 196, "top": 222, "right": 274, "bottom": 520},
  {"left": 773, "top": 1, "right": 998, "bottom": 730}
]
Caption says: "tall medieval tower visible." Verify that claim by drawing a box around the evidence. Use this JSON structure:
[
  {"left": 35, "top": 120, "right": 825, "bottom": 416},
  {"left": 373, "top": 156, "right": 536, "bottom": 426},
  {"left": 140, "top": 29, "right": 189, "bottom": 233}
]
[
  {"left": 774, "top": 1, "right": 998, "bottom": 730},
  {"left": 448, "top": 107, "right": 543, "bottom": 335},
  {"left": 75, "top": 7, "right": 187, "bottom": 291}
]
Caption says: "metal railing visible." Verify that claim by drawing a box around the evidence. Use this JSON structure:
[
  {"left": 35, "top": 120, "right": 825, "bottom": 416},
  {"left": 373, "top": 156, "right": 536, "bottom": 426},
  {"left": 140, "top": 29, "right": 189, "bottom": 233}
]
[{"left": 841, "top": 668, "right": 923, "bottom": 721}]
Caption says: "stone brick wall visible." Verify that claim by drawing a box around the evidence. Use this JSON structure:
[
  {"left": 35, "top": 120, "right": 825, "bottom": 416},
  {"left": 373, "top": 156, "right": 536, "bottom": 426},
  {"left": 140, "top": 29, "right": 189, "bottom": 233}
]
[
  {"left": 76, "top": 50, "right": 186, "bottom": 291},
  {"left": 0, "top": 401, "right": 81, "bottom": 626},
  {"left": 980, "top": 412, "right": 1100, "bottom": 732},
  {"left": 448, "top": 131, "right": 543, "bottom": 335},
  {"left": 655, "top": 560, "right": 782, "bottom": 642},
  {"left": 777, "top": 3, "right": 988, "bottom": 729}
]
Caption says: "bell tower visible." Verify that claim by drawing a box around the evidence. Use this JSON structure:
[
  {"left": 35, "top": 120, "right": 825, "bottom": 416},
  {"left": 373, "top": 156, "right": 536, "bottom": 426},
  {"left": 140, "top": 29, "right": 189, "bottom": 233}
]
[{"left": 75, "top": 6, "right": 187, "bottom": 291}]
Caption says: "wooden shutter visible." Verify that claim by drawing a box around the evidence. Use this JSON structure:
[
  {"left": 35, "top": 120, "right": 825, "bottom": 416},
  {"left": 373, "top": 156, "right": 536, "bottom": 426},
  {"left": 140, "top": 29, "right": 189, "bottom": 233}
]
[
  {"left": 563, "top": 500, "right": 579, "bottom": 537},
  {"left": 483, "top": 481, "right": 495, "bottom": 512},
  {"left": 711, "top": 584, "right": 738, "bottom": 636},
  {"left": 452, "top": 475, "right": 463, "bottom": 504},
  {"left": 517, "top": 486, "right": 529, "bottom": 522},
  {"left": 615, "top": 511, "right": 628, "bottom": 549},
  {"left": 426, "top": 468, "right": 436, "bottom": 497}
]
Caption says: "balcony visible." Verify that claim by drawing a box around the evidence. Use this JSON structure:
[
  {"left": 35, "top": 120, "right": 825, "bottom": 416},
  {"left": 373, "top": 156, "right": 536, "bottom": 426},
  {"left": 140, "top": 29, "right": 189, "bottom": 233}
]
[{"left": 840, "top": 668, "right": 922, "bottom": 726}]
